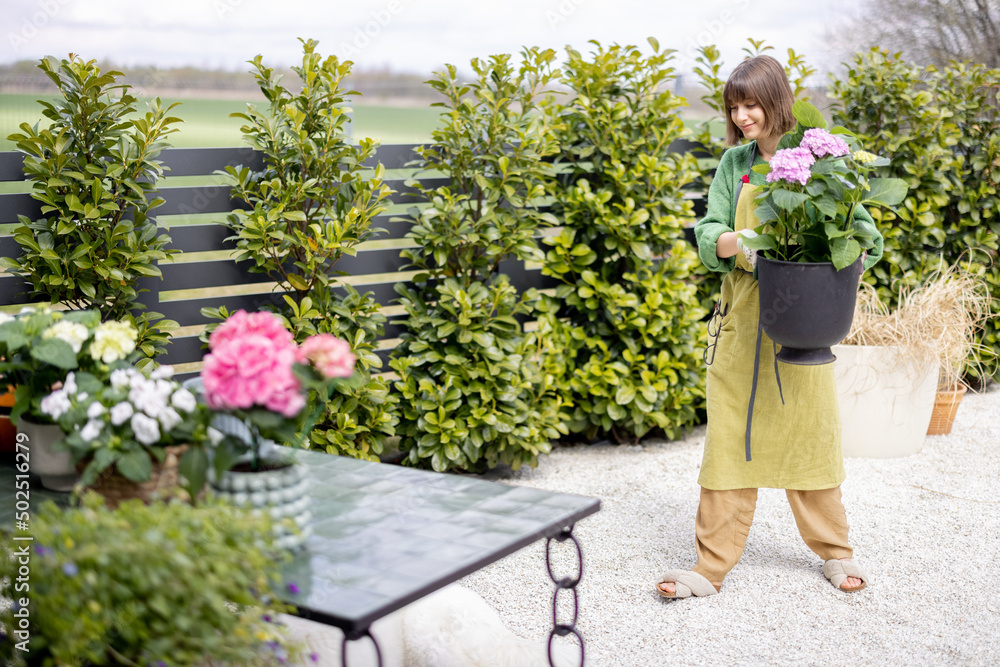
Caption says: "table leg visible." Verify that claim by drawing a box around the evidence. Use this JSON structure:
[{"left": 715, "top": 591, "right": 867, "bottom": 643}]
[
  {"left": 340, "top": 628, "right": 383, "bottom": 667},
  {"left": 546, "top": 525, "right": 585, "bottom": 667}
]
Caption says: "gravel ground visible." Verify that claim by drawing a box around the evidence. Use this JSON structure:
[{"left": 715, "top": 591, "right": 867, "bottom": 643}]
[{"left": 461, "top": 382, "right": 1000, "bottom": 667}]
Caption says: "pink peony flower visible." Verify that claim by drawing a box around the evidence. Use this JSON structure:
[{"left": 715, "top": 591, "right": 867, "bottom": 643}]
[
  {"left": 296, "top": 334, "right": 356, "bottom": 379},
  {"left": 209, "top": 310, "right": 295, "bottom": 353},
  {"left": 766, "top": 147, "right": 815, "bottom": 186},
  {"left": 800, "top": 128, "right": 850, "bottom": 158}
]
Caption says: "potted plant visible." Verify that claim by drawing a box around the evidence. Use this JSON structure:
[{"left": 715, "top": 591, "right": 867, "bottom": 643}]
[
  {"left": 1, "top": 54, "right": 180, "bottom": 362},
  {"left": 39, "top": 365, "right": 220, "bottom": 505},
  {"left": 198, "top": 310, "right": 357, "bottom": 549},
  {"left": 0, "top": 307, "right": 140, "bottom": 490},
  {"left": 740, "top": 100, "right": 909, "bottom": 365},
  {"left": 0, "top": 494, "right": 304, "bottom": 666},
  {"left": 833, "top": 263, "right": 995, "bottom": 453},
  {"left": 832, "top": 284, "right": 939, "bottom": 457}
]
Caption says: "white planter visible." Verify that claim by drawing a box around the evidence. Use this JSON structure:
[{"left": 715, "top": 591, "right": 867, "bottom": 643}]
[
  {"left": 833, "top": 344, "right": 937, "bottom": 457},
  {"left": 21, "top": 418, "right": 77, "bottom": 491},
  {"left": 211, "top": 461, "right": 313, "bottom": 550}
]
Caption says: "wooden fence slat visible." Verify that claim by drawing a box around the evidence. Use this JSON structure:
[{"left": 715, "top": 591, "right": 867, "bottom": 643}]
[
  {"left": 160, "top": 147, "right": 264, "bottom": 177},
  {"left": 0, "top": 192, "right": 40, "bottom": 225},
  {"left": 0, "top": 153, "right": 26, "bottom": 182},
  {"left": 156, "top": 281, "right": 402, "bottom": 326}
]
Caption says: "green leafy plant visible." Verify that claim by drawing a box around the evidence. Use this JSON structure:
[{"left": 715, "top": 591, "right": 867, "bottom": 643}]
[
  {"left": 0, "top": 307, "right": 140, "bottom": 424},
  {"left": 2, "top": 55, "right": 180, "bottom": 362},
  {"left": 0, "top": 495, "right": 302, "bottom": 666},
  {"left": 829, "top": 48, "right": 955, "bottom": 298},
  {"left": 389, "top": 48, "right": 566, "bottom": 472},
  {"left": 538, "top": 39, "right": 708, "bottom": 442},
  {"left": 830, "top": 48, "right": 1000, "bottom": 380},
  {"left": 741, "top": 100, "right": 908, "bottom": 269},
  {"left": 217, "top": 38, "right": 396, "bottom": 459}
]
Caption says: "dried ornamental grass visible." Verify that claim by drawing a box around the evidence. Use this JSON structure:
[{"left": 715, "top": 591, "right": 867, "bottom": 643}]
[{"left": 844, "top": 264, "right": 995, "bottom": 390}]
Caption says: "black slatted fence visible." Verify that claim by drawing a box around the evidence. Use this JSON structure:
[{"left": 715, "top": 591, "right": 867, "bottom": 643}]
[{"left": 0, "top": 141, "right": 705, "bottom": 376}]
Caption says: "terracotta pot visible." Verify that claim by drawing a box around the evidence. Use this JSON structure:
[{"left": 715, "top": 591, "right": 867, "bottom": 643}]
[
  {"left": 927, "top": 383, "right": 968, "bottom": 435},
  {"left": 0, "top": 386, "right": 15, "bottom": 454}
]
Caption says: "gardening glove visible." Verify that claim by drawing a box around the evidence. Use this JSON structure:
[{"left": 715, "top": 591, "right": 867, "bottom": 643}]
[{"left": 736, "top": 229, "right": 758, "bottom": 268}]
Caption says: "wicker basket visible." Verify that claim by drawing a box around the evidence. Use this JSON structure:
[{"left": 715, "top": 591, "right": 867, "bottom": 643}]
[
  {"left": 84, "top": 445, "right": 189, "bottom": 509},
  {"left": 926, "top": 384, "right": 968, "bottom": 436}
]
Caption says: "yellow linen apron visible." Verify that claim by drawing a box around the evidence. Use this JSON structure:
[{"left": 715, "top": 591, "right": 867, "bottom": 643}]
[{"left": 699, "top": 183, "right": 845, "bottom": 491}]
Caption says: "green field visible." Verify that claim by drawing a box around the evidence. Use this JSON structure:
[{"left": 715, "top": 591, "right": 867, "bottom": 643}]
[{"left": 0, "top": 93, "right": 443, "bottom": 151}]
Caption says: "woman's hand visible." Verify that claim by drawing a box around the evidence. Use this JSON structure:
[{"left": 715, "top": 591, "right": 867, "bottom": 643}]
[{"left": 716, "top": 231, "right": 740, "bottom": 259}]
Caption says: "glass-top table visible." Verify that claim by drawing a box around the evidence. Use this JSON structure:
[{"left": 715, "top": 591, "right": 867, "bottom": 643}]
[
  {"left": 0, "top": 448, "right": 600, "bottom": 666},
  {"left": 281, "top": 451, "right": 600, "bottom": 665}
]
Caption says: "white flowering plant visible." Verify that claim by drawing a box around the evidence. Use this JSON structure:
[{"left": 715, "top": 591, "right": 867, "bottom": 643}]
[
  {"left": 0, "top": 307, "right": 140, "bottom": 424},
  {"left": 40, "top": 365, "right": 221, "bottom": 498},
  {"left": 739, "top": 100, "right": 909, "bottom": 269}
]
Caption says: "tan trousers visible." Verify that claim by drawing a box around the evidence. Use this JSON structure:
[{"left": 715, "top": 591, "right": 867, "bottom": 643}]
[{"left": 691, "top": 486, "right": 854, "bottom": 588}]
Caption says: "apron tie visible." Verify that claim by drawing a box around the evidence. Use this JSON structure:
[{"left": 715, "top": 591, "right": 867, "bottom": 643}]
[{"left": 743, "top": 299, "right": 786, "bottom": 462}]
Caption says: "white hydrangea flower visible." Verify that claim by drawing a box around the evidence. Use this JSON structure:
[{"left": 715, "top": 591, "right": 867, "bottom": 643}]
[
  {"left": 0, "top": 312, "right": 13, "bottom": 326},
  {"left": 130, "top": 413, "right": 161, "bottom": 446},
  {"left": 80, "top": 420, "right": 103, "bottom": 442},
  {"left": 110, "top": 402, "right": 134, "bottom": 426},
  {"left": 207, "top": 427, "right": 223, "bottom": 445},
  {"left": 170, "top": 388, "right": 197, "bottom": 414},
  {"left": 158, "top": 407, "right": 182, "bottom": 433},
  {"left": 62, "top": 372, "right": 78, "bottom": 396},
  {"left": 130, "top": 382, "right": 167, "bottom": 419},
  {"left": 150, "top": 365, "right": 174, "bottom": 380},
  {"left": 89, "top": 320, "right": 138, "bottom": 364},
  {"left": 76, "top": 392, "right": 88, "bottom": 402},
  {"left": 40, "top": 390, "right": 72, "bottom": 420},
  {"left": 41, "top": 320, "right": 90, "bottom": 354},
  {"left": 86, "top": 401, "right": 105, "bottom": 420},
  {"left": 154, "top": 379, "right": 175, "bottom": 400},
  {"left": 110, "top": 368, "right": 133, "bottom": 389}
]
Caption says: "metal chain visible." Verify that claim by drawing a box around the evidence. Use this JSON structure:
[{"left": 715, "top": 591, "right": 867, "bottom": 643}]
[
  {"left": 341, "top": 628, "right": 383, "bottom": 667},
  {"left": 546, "top": 525, "right": 585, "bottom": 667}
]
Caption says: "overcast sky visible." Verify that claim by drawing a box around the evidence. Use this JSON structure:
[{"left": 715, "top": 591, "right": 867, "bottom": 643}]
[{"left": 3, "top": 0, "right": 865, "bottom": 78}]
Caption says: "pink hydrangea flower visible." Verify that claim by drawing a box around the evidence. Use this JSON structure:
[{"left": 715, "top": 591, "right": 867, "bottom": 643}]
[
  {"left": 209, "top": 310, "right": 295, "bottom": 352},
  {"left": 766, "top": 147, "right": 815, "bottom": 186},
  {"left": 296, "top": 334, "right": 356, "bottom": 379},
  {"left": 201, "top": 334, "right": 304, "bottom": 418},
  {"left": 800, "top": 128, "right": 850, "bottom": 158}
]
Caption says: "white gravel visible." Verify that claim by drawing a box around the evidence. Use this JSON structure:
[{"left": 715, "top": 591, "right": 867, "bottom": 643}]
[{"left": 461, "top": 382, "right": 1000, "bottom": 667}]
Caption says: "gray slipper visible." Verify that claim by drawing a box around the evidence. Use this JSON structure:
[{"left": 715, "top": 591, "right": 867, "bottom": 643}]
[
  {"left": 823, "top": 559, "right": 870, "bottom": 592},
  {"left": 655, "top": 570, "right": 719, "bottom": 599}
]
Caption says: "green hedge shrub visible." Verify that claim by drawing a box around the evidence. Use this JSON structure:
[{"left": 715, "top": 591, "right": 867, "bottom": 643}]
[
  {"left": 538, "top": 39, "right": 707, "bottom": 442},
  {"left": 390, "top": 48, "right": 566, "bottom": 472},
  {"left": 213, "top": 38, "right": 398, "bottom": 459},
  {"left": 2, "top": 55, "right": 180, "bottom": 363},
  {"left": 831, "top": 48, "right": 1000, "bottom": 379}
]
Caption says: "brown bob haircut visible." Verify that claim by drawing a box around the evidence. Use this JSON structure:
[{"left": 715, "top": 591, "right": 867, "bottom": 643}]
[{"left": 722, "top": 55, "right": 795, "bottom": 146}]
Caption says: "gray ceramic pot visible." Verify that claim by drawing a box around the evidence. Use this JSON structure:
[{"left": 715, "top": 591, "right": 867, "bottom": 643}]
[{"left": 210, "top": 461, "right": 313, "bottom": 550}]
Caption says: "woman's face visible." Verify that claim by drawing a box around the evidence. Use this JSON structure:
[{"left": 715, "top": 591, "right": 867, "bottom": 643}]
[{"left": 730, "top": 100, "right": 766, "bottom": 141}]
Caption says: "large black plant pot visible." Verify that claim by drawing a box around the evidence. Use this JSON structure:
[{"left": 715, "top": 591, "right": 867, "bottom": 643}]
[{"left": 756, "top": 256, "right": 861, "bottom": 365}]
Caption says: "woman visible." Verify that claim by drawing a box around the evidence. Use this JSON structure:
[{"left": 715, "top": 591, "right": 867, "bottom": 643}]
[{"left": 656, "top": 55, "right": 877, "bottom": 598}]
